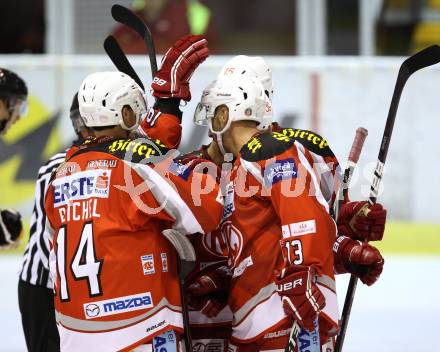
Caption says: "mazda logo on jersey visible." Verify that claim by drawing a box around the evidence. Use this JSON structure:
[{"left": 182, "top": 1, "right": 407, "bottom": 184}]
[
  {"left": 84, "top": 303, "right": 100, "bottom": 318},
  {"left": 221, "top": 221, "right": 244, "bottom": 268},
  {"left": 53, "top": 169, "right": 112, "bottom": 207},
  {"left": 83, "top": 292, "right": 153, "bottom": 319}
]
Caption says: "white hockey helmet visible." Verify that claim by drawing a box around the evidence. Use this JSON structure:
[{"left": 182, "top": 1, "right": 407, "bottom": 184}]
[
  {"left": 217, "top": 55, "right": 273, "bottom": 129},
  {"left": 78, "top": 71, "right": 147, "bottom": 131},
  {"left": 218, "top": 55, "right": 273, "bottom": 99},
  {"left": 194, "top": 76, "right": 266, "bottom": 154}
]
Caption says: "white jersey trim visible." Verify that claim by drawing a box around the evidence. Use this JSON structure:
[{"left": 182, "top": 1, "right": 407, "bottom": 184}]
[
  {"left": 231, "top": 291, "right": 286, "bottom": 341},
  {"left": 124, "top": 160, "right": 204, "bottom": 235},
  {"left": 57, "top": 305, "right": 183, "bottom": 352},
  {"left": 294, "top": 141, "right": 329, "bottom": 213},
  {"left": 189, "top": 305, "right": 233, "bottom": 326}
]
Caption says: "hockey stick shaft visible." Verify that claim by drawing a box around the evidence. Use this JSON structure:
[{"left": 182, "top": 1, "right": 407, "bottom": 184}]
[
  {"left": 103, "top": 35, "right": 145, "bottom": 90},
  {"left": 333, "top": 127, "right": 368, "bottom": 220},
  {"left": 162, "top": 229, "right": 195, "bottom": 352},
  {"left": 334, "top": 45, "right": 440, "bottom": 352},
  {"left": 284, "top": 127, "right": 368, "bottom": 352},
  {"left": 111, "top": 4, "right": 158, "bottom": 77}
]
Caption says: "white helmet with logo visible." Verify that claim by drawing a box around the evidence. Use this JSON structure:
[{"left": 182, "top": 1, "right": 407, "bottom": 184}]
[
  {"left": 194, "top": 75, "right": 266, "bottom": 154},
  {"left": 78, "top": 71, "right": 147, "bottom": 131},
  {"left": 218, "top": 55, "right": 273, "bottom": 99},
  {"left": 217, "top": 55, "right": 273, "bottom": 128}
]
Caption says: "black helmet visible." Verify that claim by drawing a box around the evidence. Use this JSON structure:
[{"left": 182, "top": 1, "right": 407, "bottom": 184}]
[
  {"left": 0, "top": 68, "right": 28, "bottom": 99},
  {"left": 70, "top": 92, "right": 87, "bottom": 137},
  {"left": 0, "top": 68, "right": 28, "bottom": 134}
]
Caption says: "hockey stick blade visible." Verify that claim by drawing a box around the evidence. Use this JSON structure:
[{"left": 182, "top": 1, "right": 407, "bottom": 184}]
[
  {"left": 162, "top": 229, "right": 196, "bottom": 263},
  {"left": 103, "top": 35, "right": 144, "bottom": 90},
  {"left": 403, "top": 45, "right": 440, "bottom": 76},
  {"left": 111, "top": 4, "right": 158, "bottom": 77},
  {"left": 378, "top": 45, "right": 440, "bottom": 168}
]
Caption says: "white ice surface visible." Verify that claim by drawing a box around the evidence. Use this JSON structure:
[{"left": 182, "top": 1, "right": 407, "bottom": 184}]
[{"left": 0, "top": 255, "right": 438, "bottom": 351}]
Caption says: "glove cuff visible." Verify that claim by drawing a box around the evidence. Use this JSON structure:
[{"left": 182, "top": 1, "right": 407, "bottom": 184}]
[
  {"left": 153, "top": 98, "right": 183, "bottom": 122},
  {"left": 333, "top": 236, "right": 356, "bottom": 274}
]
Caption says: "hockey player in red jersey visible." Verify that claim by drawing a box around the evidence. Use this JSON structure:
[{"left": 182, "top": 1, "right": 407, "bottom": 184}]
[
  {"left": 44, "top": 71, "right": 223, "bottom": 351},
  {"left": 191, "top": 68, "right": 386, "bottom": 350},
  {"left": 138, "top": 49, "right": 386, "bottom": 350}
]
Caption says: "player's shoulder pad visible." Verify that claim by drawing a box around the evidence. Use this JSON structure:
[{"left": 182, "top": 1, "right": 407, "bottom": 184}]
[
  {"left": 106, "top": 138, "right": 170, "bottom": 164},
  {"left": 282, "top": 128, "right": 335, "bottom": 158},
  {"left": 69, "top": 137, "right": 170, "bottom": 164},
  {"left": 240, "top": 128, "right": 335, "bottom": 162},
  {"left": 240, "top": 130, "right": 295, "bottom": 162}
]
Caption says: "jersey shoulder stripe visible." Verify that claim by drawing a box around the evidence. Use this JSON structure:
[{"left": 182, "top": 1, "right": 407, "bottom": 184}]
[{"left": 240, "top": 128, "right": 334, "bottom": 162}]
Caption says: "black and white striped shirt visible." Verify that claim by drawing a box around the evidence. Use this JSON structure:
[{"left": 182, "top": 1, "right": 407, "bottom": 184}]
[{"left": 20, "top": 151, "right": 66, "bottom": 288}]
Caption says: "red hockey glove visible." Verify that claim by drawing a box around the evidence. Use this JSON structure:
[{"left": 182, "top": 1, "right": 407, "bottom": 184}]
[
  {"left": 275, "top": 265, "right": 325, "bottom": 332},
  {"left": 151, "top": 35, "right": 209, "bottom": 101},
  {"left": 0, "top": 209, "right": 22, "bottom": 248},
  {"left": 337, "top": 201, "right": 387, "bottom": 241},
  {"left": 333, "top": 235, "right": 384, "bottom": 286},
  {"left": 186, "top": 262, "right": 232, "bottom": 318}
]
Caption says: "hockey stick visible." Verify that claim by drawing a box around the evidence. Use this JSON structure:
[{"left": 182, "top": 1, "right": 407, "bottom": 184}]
[
  {"left": 283, "top": 127, "right": 368, "bottom": 352},
  {"left": 103, "top": 35, "right": 145, "bottom": 90},
  {"left": 333, "top": 128, "right": 369, "bottom": 219},
  {"left": 111, "top": 4, "right": 158, "bottom": 78},
  {"left": 162, "top": 229, "right": 196, "bottom": 352},
  {"left": 334, "top": 44, "right": 440, "bottom": 352}
]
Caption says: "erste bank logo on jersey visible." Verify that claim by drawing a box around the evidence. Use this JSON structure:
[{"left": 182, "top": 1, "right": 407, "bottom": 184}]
[
  {"left": 53, "top": 169, "right": 111, "bottom": 207},
  {"left": 83, "top": 291, "right": 153, "bottom": 319}
]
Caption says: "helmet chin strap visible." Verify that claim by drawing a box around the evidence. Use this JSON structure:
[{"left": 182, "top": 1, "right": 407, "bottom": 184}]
[
  {"left": 215, "top": 132, "right": 227, "bottom": 155},
  {"left": 209, "top": 116, "right": 232, "bottom": 156}
]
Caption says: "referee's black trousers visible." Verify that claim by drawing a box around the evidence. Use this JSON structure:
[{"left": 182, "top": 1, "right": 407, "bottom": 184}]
[{"left": 18, "top": 280, "right": 60, "bottom": 352}]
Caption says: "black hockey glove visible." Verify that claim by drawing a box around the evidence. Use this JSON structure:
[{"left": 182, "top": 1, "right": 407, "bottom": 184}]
[{"left": 0, "top": 209, "right": 23, "bottom": 248}]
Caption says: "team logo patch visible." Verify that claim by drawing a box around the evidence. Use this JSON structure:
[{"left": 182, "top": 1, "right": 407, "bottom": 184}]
[
  {"left": 83, "top": 292, "right": 153, "bottom": 319},
  {"left": 263, "top": 158, "right": 297, "bottom": 187},
  {"left": 221, "top": 221, "right": 244, "bottom": 268},
  {"left": 141, "top": 254, "right": 155, "bottom": 275},
  {"left": 202, "top": 230, "right": 229, "bottom": 258},
  {"left": 53, "top": 169, "right": 111, "bottom": 207}
]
